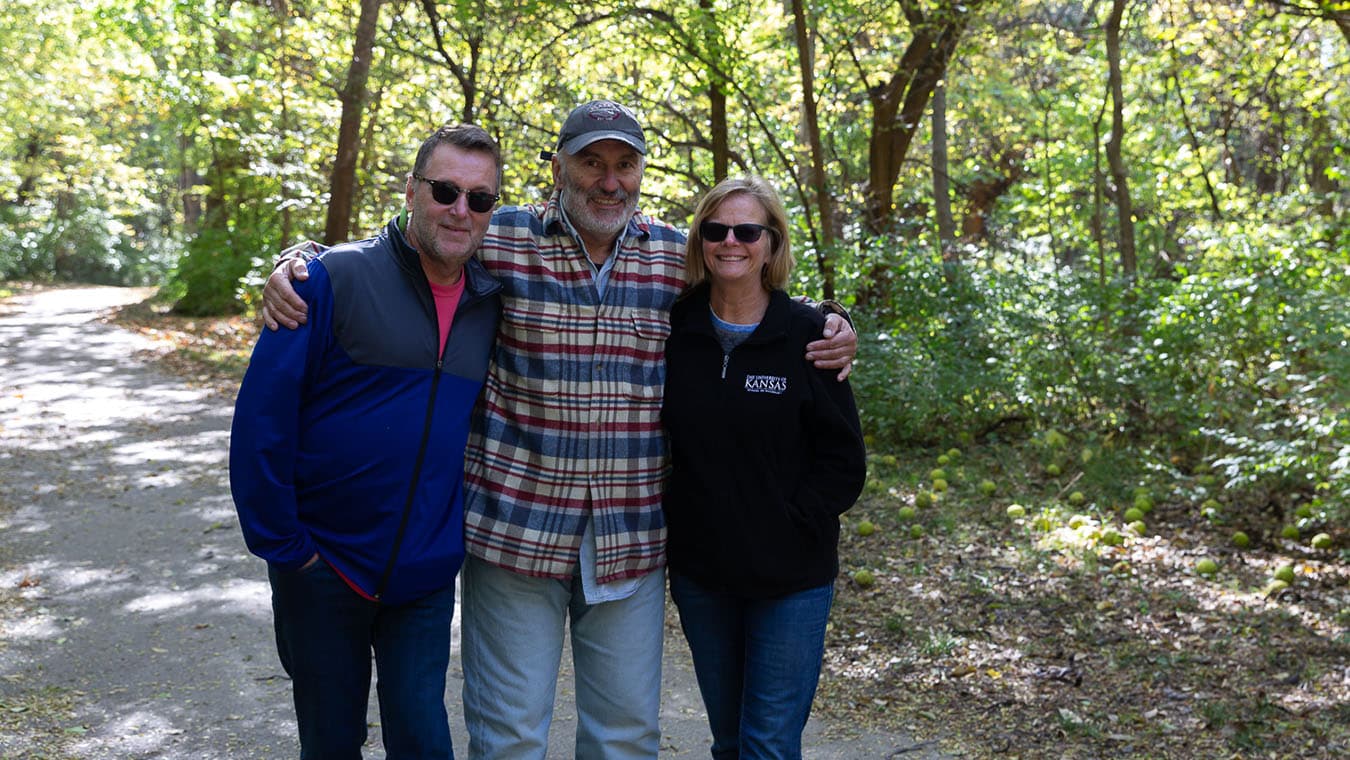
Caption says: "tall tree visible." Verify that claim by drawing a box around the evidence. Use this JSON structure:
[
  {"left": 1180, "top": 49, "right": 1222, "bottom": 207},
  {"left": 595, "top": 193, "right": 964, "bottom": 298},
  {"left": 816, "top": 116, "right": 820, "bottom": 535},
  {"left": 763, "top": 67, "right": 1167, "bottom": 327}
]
[
  {"left": 325, "top": 0, "right": 384, "bottom": 245},
  {"left": 1103, "top": 0, "right": 1136, "bottom": 277},
  {"left": 860, "top": 0, "right": 985, "bottom": 234},
  {"left": 931, "top": 80, "right": 956, "bottom": 260},
  {"left": 791, "top": 0, "right": 837, "bottom": 297},
  {"left": 699, "top": 0, "right": 730, "bottom": 181}
]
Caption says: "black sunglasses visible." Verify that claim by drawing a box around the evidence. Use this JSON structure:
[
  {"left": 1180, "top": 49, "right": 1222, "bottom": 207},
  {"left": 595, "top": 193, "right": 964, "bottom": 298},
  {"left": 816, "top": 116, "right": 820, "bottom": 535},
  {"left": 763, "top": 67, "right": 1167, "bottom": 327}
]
[
  {"left": 699, "top": 221, "right": 772, "bottom": 244},
  {"left": 413, "top": 174, "right": 499, "bottom": 213}
]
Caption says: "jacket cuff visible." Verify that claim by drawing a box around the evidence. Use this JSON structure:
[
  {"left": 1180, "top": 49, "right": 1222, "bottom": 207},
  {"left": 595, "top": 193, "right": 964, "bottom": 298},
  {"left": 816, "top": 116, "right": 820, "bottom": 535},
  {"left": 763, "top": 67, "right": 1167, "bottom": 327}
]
[
  {"left": 816, "top": 299, "right": 854, "bottom": 329},
  {"left": 275, "top": 240, "right": 324, "bottom": 270}
]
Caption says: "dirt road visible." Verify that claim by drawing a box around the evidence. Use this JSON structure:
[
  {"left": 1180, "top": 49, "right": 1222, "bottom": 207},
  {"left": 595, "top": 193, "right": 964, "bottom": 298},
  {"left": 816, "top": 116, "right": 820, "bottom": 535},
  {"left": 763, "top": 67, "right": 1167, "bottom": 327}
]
[{"left": 0, "top": 286, "right": 942, "bottom": 759}]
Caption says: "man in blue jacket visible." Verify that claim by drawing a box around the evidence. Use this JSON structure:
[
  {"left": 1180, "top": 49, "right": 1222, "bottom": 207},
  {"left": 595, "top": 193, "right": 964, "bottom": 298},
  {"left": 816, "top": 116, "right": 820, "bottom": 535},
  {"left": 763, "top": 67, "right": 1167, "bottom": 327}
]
[{"left": 229, "top": 124, "right": 503, "bottom": 759}]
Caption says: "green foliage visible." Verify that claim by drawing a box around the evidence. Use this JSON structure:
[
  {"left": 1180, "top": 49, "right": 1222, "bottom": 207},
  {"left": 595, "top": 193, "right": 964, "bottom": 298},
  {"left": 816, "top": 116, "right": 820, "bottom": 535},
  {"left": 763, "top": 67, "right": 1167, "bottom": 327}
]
[
  {"left": 851, "top": 202, "right": 1347, "bottom": 527},
  {"left": 0, "top": 199, "right": 172, "bottom": 285},
  {"left": 848, "top": 242, "right": 1024, "bottom": 445}
]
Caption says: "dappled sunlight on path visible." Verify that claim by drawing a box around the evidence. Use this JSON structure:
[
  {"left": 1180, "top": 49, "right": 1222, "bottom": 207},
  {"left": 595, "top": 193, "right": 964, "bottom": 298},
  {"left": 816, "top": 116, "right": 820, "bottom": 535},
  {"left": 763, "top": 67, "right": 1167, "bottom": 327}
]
[{"left": 0, "top": 287, "right": 294, "bottom": 758}]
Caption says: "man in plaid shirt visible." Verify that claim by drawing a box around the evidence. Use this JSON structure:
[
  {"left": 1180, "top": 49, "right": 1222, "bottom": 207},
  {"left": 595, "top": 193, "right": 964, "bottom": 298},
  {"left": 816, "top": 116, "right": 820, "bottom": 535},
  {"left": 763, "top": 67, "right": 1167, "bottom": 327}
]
[{"left": 262, "top": 100, "right": 856, "bottom": 758}]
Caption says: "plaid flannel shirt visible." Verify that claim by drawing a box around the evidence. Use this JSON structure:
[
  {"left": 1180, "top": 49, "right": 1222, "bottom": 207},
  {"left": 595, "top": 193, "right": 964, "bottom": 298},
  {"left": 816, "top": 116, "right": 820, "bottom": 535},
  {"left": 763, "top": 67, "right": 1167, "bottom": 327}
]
[{"left": 463, "top": 192, "right": 687, "bottom": 582}]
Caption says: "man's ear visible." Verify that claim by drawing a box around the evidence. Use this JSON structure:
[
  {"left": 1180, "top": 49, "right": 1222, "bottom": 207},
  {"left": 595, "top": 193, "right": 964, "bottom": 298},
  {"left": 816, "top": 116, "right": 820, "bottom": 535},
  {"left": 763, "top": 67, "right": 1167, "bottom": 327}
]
[{"left": 550, "top": 156, "right": 562, "bottom": 186}]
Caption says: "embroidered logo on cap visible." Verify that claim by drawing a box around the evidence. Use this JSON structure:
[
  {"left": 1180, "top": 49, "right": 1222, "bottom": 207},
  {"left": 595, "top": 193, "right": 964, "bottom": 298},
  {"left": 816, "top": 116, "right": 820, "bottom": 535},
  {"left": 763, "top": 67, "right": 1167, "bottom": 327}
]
[
  {"left": 745, "top": 375, "right": 788, "bottom": 395},
  {"left": 586, "top": 101, "right": 626, "bottom": 121}
]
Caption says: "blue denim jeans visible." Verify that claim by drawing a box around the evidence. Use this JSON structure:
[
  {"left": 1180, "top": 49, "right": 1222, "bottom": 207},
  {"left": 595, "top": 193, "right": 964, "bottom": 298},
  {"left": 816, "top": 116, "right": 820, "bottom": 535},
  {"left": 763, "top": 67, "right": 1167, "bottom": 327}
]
[
  {"left": 459, "top": 556, "right": 665, "bottom": 759},
  {"left": 669, "top": 572, "right": 834, "bottom": 760},
  {"left": 268, "top": 560, "right": 456, "bottom": 760}
]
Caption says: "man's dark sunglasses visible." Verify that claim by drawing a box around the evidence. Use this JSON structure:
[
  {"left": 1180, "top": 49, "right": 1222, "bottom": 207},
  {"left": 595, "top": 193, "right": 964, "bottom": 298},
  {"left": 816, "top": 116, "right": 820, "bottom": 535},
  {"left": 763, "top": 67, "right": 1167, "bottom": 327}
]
[
  {"left": 699, "top": 221, "right": 772, "bottom": 244},
  {"left": 413, "top": 174, "right": 499, "bottom": 213}
]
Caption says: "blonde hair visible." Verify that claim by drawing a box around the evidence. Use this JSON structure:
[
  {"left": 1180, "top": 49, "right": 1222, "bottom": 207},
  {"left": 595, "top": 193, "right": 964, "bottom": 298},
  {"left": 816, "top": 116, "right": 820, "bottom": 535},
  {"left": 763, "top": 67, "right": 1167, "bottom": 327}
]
[{"left": 684, "top": 176, "right": 794, "bottom": 291}]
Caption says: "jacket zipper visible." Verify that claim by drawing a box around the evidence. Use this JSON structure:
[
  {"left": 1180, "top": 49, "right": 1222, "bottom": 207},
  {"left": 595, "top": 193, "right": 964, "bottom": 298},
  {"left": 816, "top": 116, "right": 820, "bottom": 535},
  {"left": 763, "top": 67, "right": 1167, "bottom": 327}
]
[
  {"left": 373, "top": 282, "right": 469, "bottom": 600},
  {"left": 374, "top": 356, "right": 443, "bottom": 600},
  {"left": 721, "top": 353, "right": 730, "bottom": 380}
]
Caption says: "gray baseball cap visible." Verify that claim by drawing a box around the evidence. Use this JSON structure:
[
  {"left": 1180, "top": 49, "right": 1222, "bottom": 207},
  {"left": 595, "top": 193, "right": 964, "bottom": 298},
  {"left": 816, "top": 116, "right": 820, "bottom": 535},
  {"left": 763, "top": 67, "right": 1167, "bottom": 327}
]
[{"left": 540, "top": 100, "right": 646, "bottom": 160}]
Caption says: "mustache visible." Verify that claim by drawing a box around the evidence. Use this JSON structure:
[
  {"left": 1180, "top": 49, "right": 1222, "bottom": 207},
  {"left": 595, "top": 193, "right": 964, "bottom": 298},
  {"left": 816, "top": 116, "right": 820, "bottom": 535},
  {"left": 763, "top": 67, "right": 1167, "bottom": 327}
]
[{"left": 587, "top": 187, "right": 631, "bottom": 202}]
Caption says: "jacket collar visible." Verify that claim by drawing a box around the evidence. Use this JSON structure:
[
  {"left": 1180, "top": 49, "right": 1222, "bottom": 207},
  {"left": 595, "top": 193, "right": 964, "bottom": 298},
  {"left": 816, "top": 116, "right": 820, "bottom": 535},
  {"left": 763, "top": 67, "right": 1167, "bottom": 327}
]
[
  {"left": 676, "top": 282, "right": 792, "bottom": 344},
  {"left": 384, "top": 216, "right": 501, "bottom": 299}
]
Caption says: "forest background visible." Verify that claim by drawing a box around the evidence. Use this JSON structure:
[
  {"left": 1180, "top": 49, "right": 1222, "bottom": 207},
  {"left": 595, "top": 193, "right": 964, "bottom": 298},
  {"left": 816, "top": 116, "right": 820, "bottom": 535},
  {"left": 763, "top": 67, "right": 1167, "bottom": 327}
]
[{"left": 1, "top": 0, "right": 1347, "bottom": 757}]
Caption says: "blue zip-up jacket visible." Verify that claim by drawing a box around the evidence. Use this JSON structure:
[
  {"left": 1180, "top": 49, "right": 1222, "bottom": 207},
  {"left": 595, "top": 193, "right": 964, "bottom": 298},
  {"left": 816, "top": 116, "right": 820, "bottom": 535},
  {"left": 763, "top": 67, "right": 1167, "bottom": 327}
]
[{"left": 229, "top": 217, "right": 501, "bottom": 605}]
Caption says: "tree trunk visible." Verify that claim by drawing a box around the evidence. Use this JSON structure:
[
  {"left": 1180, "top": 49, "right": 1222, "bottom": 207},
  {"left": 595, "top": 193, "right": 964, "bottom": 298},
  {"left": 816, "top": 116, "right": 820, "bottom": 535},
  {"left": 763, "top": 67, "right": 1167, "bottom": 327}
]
[
  {"left": 1104, "top": 0, "right": 1136, "bottom": 278},
  {"left": 179, "top": 131, "right": 203, "bottom": 233},
  {"left": 325, "top": 0, "right": 383, "bottom": 246},
  {"left": 931, "top": 81, "right": 956, "bottom": 263},
  {"left": 791, "top": 0, "right": 835, "bottom": 298},
  {"left": 864, "top": 1, "right": 980, "bottom": 235},
  {"left": 700, "top": 0, "right": 729, "bottom": 181},
  {"left": 1307, "top": 112, "right": 1339, "bottom": 218},
  {"left": 709, "top": 80, "right": 728, "bottom": 182},
  {"left": 959, "top": 150, "right": 1025, "bottom": 242}
]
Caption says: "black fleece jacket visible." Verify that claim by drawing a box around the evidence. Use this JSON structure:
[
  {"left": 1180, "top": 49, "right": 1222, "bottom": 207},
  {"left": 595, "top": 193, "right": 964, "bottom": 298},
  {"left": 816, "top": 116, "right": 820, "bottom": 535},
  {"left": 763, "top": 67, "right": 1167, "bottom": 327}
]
[{"left": 661, "top": 285, "right": 866, "bottom": 599}]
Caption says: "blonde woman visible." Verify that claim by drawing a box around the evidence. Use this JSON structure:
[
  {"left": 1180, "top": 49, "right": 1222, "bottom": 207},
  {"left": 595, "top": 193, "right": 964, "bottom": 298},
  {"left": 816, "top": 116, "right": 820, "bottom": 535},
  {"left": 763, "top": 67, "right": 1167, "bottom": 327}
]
[{"left": 661, "top": 176, "right": 866, "bottom": 759}]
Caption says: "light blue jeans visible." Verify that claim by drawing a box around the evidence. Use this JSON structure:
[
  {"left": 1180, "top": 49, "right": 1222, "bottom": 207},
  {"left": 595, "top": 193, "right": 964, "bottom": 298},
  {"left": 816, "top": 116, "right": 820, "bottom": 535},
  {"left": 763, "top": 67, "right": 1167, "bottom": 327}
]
[
  {"left": 459, "top": 556, "right": 665, "bottom": 759},
  {"left": 669, "top": 572, "right": 834, "bottom": 760}
]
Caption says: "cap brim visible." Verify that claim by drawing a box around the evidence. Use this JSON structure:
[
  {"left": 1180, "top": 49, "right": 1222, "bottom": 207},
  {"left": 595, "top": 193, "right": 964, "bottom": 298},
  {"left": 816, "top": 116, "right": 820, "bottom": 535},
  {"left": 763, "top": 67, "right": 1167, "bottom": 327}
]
[{"left": 560, "top": 132, "right": 646, "bottom": 155}]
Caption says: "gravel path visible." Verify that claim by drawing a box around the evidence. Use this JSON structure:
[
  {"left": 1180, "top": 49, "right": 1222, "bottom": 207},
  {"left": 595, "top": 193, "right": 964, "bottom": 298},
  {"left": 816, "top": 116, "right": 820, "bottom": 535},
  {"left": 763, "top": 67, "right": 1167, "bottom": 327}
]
[{"left": 0, "top": 286, "right": 945, "bottom": 759}]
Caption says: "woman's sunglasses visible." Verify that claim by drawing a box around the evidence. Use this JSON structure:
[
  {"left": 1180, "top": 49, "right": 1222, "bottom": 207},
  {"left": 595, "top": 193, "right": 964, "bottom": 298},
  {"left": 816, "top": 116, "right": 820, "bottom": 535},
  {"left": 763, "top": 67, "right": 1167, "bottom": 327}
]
[
  {"left": 413, "top": 174, "right": 499, "bottom": 213},
  {"left": 699, "top": 221, "right": 772, "bottom": 244}
]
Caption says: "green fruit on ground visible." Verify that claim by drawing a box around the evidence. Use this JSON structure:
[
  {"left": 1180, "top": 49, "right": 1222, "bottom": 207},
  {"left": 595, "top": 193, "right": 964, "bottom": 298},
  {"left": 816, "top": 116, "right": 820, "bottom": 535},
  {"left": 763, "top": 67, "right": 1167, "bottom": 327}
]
[
  {"left": 1045, "top": 463, "right": 1062, "bottom": 477},
  {"left": 909, "top": 524, "right": 924, "bottom": 539},
  {"left": 1133, "top": 495, "right": 1154, "bottom": 513},
  {"left": 946, "top": 448, "right": 961, "bottom": 460},
  {"left": 1081, "top": 448, "right": 1094, "bottom": 463},
  {"left": 1123, "top": 507, "right": 1145, "bottom": 523},
  {"left": 897, "top": 506, "right": 917, "bottom": 521},
  {"left": 914, "top": 491, "right": 934, "bottom": 509},
  {"left": 979, "top": 480, "right": 997, "bottom": 496},
  {"left": 856, "top": 521, "right": 876, "bottom": 537},
  {"left": 1111, "top": 561, "right": 1131, "bottom": 575},
  {"left": 1127, "top": 520, "right": 1147, "bottom": 536},
  {"left": 1043, "top": 430, "right": 1067, "bottom": 448},
  {"left": 1068, "top": 515, "right": 1087, "bottom": 529},
  {"left": 1202, "top": 498, "right": 1221, "bottom": 511},
  {"left": 851, "top": 569, "right": 876, "bottom": 588},
  {"left": 1295, "top": 504, "right": 1313, "bottom": 519},
  {"left": 936, "top": 454, "right": 950, "bottom": 466},
  {"left": 1068, "top": 491, "right": 1085, "bottom": 506},
  {"left": 1133, "top": 486, "right": 1151, "bottom": 498},
  {"left": 1006, "top": 504, "right": 1026, "bottom": 518},
  {"left": 1033, "top": 516, "right": 1054, "bottom": 532},
  {"left": 1311, "top": 533, "right": 1332, "bottom": 550},
  {"left": 930, "top": 468, "right": 947, "bottom": 481},
  {"left": 932, "top": 479, "right": 949, "bottom": 493},
  {"left": 1196, "top": 558, "right": 1219, "bottom": 576},
  {"left": 1231, "top": 532, "right": 1250, "bottom": 549},
  {"left": 1100, "top": 530, "right": 1123, "bottom": 547},
  {"left": 1273, "top": 564, "right": 1296, "bottom": 584},
  {"left": 1264, "top": 579, "right": 1289, "bottom": 596},
  {"left": 881, "top": 454, "right": 898, "bottom": 466},
  {"left": 1281, "top": 525, "right": 1300, "bottom": 541}
]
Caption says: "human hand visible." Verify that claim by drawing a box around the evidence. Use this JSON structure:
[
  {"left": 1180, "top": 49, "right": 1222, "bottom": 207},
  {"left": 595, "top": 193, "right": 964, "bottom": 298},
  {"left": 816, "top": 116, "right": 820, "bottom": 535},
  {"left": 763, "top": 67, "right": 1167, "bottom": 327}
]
[
  {"left": 806, "top": 313, "right": 857, "bottom": 381},
  {"left": 261, "top": 258, "right": 310, "bottom": 331}
]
